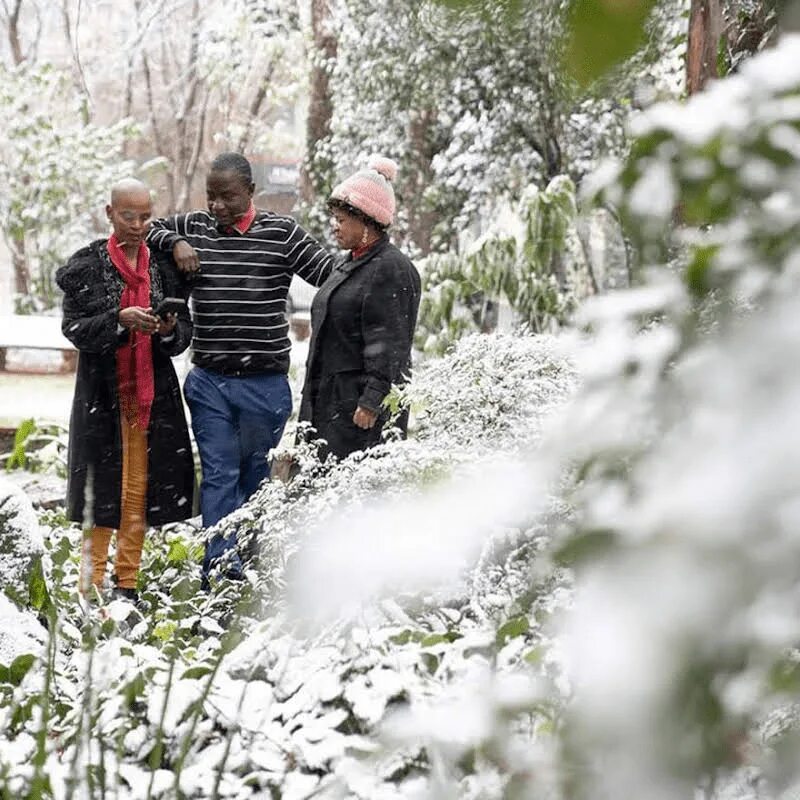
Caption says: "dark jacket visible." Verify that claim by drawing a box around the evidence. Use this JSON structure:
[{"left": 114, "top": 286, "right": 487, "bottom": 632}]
[
  {"left": 56, "top": 240, "right": 195, "bottom": 528},
  {"left": 299, "top": 237, "right": 421, "bottom": 459}
]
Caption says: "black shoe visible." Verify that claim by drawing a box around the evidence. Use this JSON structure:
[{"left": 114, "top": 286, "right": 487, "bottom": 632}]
[{"left": 111, "top": 587, "right": 140, "bottom": 604}]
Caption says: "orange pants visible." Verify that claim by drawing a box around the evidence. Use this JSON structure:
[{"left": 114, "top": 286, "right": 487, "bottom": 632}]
[{"left": 80, "top": 418, "right": 148, "bottom": 592}]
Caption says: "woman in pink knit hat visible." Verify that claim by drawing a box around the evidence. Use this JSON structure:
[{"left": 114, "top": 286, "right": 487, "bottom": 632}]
[{"left": 298, "top": 156, "right": 421, "bottom": 459}]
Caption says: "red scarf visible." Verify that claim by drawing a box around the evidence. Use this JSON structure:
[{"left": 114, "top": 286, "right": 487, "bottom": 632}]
[
  {"left": 107, "top": 234, "right": 154, "bottom": 430},
  {"left": 233, "top": 201, "right": 256, "bottom": 233},
  {"left": 351, "top": 238, "right": 380, "bottom": 260}
]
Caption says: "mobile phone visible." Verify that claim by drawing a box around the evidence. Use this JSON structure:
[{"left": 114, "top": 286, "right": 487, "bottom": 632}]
[{"left": 154, "top": 297, "right": 186, "bottom": 319}]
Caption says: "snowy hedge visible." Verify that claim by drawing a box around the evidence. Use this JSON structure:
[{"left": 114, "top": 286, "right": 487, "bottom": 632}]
[{"left": 0, "top": 332, "right": 579, "bottom": 799}]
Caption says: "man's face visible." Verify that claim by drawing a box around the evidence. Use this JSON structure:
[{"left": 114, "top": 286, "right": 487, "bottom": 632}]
[
  {"left": 106, "top": 190, "right": 152, "bottom": 247},
  {"left": 206, "top": 170, "right": 254, "bottom": 227}
]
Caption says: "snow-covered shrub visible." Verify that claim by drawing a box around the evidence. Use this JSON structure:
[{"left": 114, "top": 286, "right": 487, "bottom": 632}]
[
  {"left": 416, "top": 177, "right": 585, "bottom": 355},
  {"left": 0, "top": 475, "right": 45, "bottom": 605},
  {"left": 0, "top": 330, "right": 579, "bottom": 799},
  {"left": 542, "top": 32, "right": 800, "bottom": 798},
  {"left": 214, "top": 332, "right": 578, "bottom": 610}
]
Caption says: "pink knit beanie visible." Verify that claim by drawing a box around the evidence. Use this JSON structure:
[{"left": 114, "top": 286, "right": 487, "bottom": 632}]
[{"left": 329, "top": 156, "right": 398, "bottom": 227}]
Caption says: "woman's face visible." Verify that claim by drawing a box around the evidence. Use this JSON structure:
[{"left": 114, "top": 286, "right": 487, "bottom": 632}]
[
  {"left": 106, "top": 189, "right": 152, "bottom": 248},
  {"left": 330, "top": 208, "right": 365, "bottom": 250}
]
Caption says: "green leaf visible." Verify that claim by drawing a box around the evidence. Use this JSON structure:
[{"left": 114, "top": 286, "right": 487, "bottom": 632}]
[
  {"left": 769, "top": 657, "right": 800, "bottom": 693},
  {"left": 153, "top": 621, "right": 177, "bottom": 642},
  {"left": 27, "top": 557, "right": 51, "bottom": 614},
  {"left": 390, "top": 629, "right": 425, "bottom": 646},
  {"left": 553, "top": 529, "right": 617, "bottom": 566},
  {"left": 220, "top": 629, "right": 244, "bottom": 655},
  {"left": 685, "top": 245, "right": 719, "bottom": 298},
  {"left": 180, "top": 665, "right": 214, "bottom": 680},
  {"left": 9, "top": 653, "right": 36, "bottom": 686},
  {"left": 524, "top": 646, "right": 545, "bottom": 665},
  {"left": 5, "top": 418, "right": 36, "bottom": 471},
  {"left": 121, "top": 672, "right": 146, "bottom": 706},
  {"left": 421, "top": 652, "right": 439, "bottom": 674},
  {"left": 51, "top": 535, "right": 72, "bottom": 567},
  {"left": 420, "top": 633, "right": 450, "bottom": 647},
  {"left": 716, "top": 32, "right": 730, "bottom": 79},
  {"left": 565, "top": 0, "right": 658, "bottom": 88},
  {"left": 170, "top": 576, "right": 195, "bottom": 601},
  {"left": 496, "top": 616, "right": 530, "bottom": 648},
  {"left": 148, "top": 741, "right": 163, "bottom": 770},
  {"left": 167, "top": 540, "right": 190, "bottom": 564}
]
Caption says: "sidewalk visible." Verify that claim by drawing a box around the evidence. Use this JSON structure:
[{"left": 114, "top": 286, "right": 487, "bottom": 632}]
[
  {"left": 0, "top": 372, "right": 73, "bottom": 428},
  {"left": 0, "top": 340, "right": 310, "bottom": 430}
]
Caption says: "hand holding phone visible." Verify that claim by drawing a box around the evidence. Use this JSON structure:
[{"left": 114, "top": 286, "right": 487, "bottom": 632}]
[{"left": 154, "top": 297, "right": 186, "bottom": 319}]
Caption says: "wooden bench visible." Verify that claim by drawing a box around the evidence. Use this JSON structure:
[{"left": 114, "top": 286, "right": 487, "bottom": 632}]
[{"left": 0, "top": 314, "right": 77, "bottom": 373}]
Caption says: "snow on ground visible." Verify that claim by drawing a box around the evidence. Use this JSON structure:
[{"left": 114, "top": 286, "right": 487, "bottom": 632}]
[{"left": 0, "top": 595, "right": 46, "bottom": 665}]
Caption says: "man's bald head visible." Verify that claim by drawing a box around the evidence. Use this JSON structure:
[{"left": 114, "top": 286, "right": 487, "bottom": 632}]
[{"left": 110, "top": 178, "right": 151, "bottom": 207}]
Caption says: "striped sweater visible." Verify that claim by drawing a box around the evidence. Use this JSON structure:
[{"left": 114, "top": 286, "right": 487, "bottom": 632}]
[{"left": 148, "top": 210, "right": 334, "bottom": 376}]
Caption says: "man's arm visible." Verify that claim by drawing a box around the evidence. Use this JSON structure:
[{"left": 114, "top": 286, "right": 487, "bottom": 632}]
[
  {"left": 284, "top": 221, "right": 335, "bottom": 287},
  {"left": 148, "top": 214, "right": 201, "bottom": 272}
]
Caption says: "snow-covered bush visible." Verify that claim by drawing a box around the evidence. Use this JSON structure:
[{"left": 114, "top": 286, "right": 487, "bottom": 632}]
[
  {"left": 416, "top": 176, "right": 587, "bottom": 354},
  {"left": 543, "top": 32, "right": 800, "bottom": 798},
  {"left": 0, "top": 332, "right": 579, "bottom": 799},
  {"left": 0, "top": 475, "right": 45, "bottom": 605},
  {"left": 214, "top": 332, "right": 578, "bottom": 610}
]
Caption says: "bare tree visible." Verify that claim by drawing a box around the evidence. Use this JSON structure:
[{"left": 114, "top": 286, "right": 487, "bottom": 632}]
[
  {"left": 124, "top": 0, "right": 303, "bottom": 213},
  {"left": 687, "top": 0, "right": 724, "bottom": 94},
  {"left": 1, "top": 0, "right": 24, "bottom": 63},
  {"left": 300, "top": 0, "right": 337, "bottom": 206},
  {"left": 0, "top": 0, "right": 43, "bottom": 297}
]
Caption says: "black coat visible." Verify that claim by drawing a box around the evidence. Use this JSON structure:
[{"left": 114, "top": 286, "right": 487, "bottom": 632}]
[
  {"left": 299, "top": 237, "right": 421, "bottom": 459},
  {"left": 56, "top": 240, "right": 195, "bottom": 528}
]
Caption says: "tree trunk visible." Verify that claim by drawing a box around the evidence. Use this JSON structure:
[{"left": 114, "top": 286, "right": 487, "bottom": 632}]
[
  {"left": 4, "top": 0, "right": 24, "bottom": 65},
  {"left": 4, "top": 0, "right": 30, "bottom": 301},
  {"left": 405, "top": 107, "right": 438, "bottom": 256},
  {"left": 299, "top": 0, "right": 337, "bottom": 205},
  {"left": 60, "top": 0, "right": 91, "bottom": 123},
  {"left": 10, "top": 236, "right": 30, "bottom": 299},
  {"left": 687, "top": 0, "right": 724, "bottom": 94}
]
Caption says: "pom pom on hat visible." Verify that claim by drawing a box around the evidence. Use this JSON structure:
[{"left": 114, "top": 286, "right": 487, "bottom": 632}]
[
  {"left": 329, "top": 155, "right": 398, "bottom": 227},
  {"left": 367, "top": 156, "right": 398, "bottom": 182}
]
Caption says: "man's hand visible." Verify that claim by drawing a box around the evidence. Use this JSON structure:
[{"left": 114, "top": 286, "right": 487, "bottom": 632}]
[
  {"left": 173, "top": 240, "right": 200, "bottom": 273},
  {"left": 119, "top": 306, "right": 160, "bottom": 335},
  {"left": 353, "top": 405, "right": 378, "bottom": 429}
]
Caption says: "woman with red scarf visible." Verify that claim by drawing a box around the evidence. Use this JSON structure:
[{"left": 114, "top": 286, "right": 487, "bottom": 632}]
[{"left": 57, "top": 179, "right": 195, "bottom": 605}]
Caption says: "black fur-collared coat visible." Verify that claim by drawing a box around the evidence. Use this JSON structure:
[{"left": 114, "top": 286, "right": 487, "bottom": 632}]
[
  {"left": 299, "top": 236, "right": 421, "bottom": 459},
  {"left": 56, "top": 240, "right": 195, "bottom": 528}
]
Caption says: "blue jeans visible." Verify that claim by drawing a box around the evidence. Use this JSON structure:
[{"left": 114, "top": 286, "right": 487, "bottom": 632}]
[{"left": 184, "top": 367, "right": 292, "bottom": 576}]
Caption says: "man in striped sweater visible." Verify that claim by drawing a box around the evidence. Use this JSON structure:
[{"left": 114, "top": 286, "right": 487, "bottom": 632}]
[{"left": 148, "top": 152, "right": 334, "bottom": 581}]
